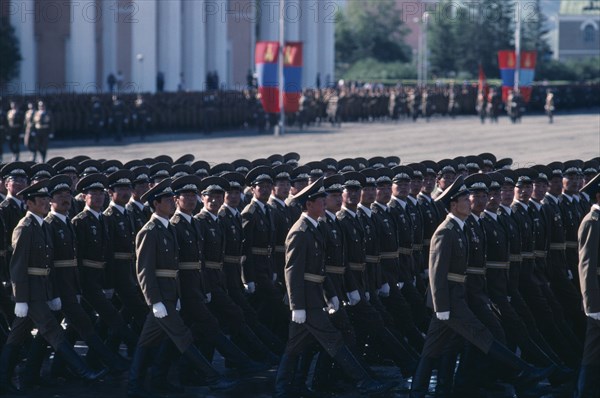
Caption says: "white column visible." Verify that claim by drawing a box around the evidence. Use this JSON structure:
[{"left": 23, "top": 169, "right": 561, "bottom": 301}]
[
  {"left": 9, "top": 0, "right": 36, "bottom": 94},
  {"left": 157, "top": 0, "right": 182, "bottom": 92},
  {"left": 182, "top": 0, "right": 206, "bottom": 91},
  {"left": 131, "top": 0, "right": 157, "bottom": 93},
  {"left": 301, "top": 0, "right": 318, "bottom": 88},
  {"left": 102, "top": 0, "right": 118, "bottom": 92},
  {"left": 285, "top": 0, "right": 300, "bottom": 41},
  {"left": 318, "top": 0, "right": 335, "bottom": 87},
  {"left": 205, "top": 0, "right": 228, "bottom": 88},
  {"left": 68, "top": 0, "right": 96, "bottom": 92},
  {"left": 259, "top": 0, "right": 278, "bottom": 40}
]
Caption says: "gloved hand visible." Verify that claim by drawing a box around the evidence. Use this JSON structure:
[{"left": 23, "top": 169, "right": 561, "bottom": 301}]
[
  {"left": 15, "top": 302, "right": 28, "bottom": 318},
  {"left": 378, "top": 283, "right": 390, "bottom": 297},
  {"left": 364, "top": 292, "right": 370, "bottom": 302},
  {"left": 103, "top": 289, "right": 114, "bottom": 299},
  {"left": 346, "top": 290, "right": 361, "bottom": 306},
  {"left": 327, "top": 296, "right": 339, "bottom": 314},
  {"left": 567, "top": 270, "right": 573, "bottom": 280},
  {"left": 397, "top": 281, "right": 405, "bottom": 290},
  {"left": 587, "top": 312, "right": 600, "bottom": 321},
  {"left": 292, "top": 309, "right": 306, "bottom": 324},
  {"left": 47, "top": 297, "right": 62, "bottom": 311},
  {"left": 244, "top": 282, "right": 256, "bottom": 294},
  {"left": 152, "top": 302, "right": 168, "bottom": 319},
  {"left": 507, "top": 296, "right": 512, "bottom": 303},
  {"left": 76, "top": 295, "right": 81, "bottom": 304},
  {"left": 176, "top": 299, "right": 181, "bottom": 311},
  {"left": 272, "top": 273, "right": 277, "bottom": 282},
  {"left": 204, "top": 292, "right": 212, "bottom": 304},
  {"left": 436, "top": 311, "right": 450, "bottom": 321}
]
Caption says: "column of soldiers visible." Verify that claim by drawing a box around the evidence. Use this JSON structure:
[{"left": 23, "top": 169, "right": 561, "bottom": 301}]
[{"left": 0, "top": 152, "right": 596, "bottom": 397}]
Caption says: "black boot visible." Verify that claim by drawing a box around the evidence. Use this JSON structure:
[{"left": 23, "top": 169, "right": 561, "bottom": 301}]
[
  {"left": 86, "top": 333, "right": 130, "bottom": 373},
  {"left": 21, "top": 335, "right": 51, "bottom": 389},
  {"left": 251, "top": 322, "right": 285, "bottom": 355},
  {"left": 55, "top": 340, "right": 108, "bottom": 382},
  {"left": 234, "top": 324, "right": 280, "bottom": 365},
  {"left": 181, "top": 345, "right": 238, "bottom": 392},
  {"left": 435, "top": 352, "right": 457, "bottom": 397},
  {"left": 333, "top": 346, "right": 396, "bottom": 395},
  {"left": 487, "top": 340, "right": 553, "bottom": 392},
  {"left": 0, "top": 344, "right": 23, "bottom": 395},
  {"left": 519, "top": 336, "right": 574, "bottom": 386},
  {"left": 149, "top": 340, "right": 183, "bottom": 394},
  {"left": 575, "top": 364, "right": 600, "bottom": 398},
  {"left": 274, "top": 353, "right": 298, "bottom": 398},
  {"left": 311, "top": 351, "right": 333, "bottom": 393},
  {"left": 213, "top": 332, "right": 269, "bottom": 376},
  {"left": 127, "top": 346, "right": 157, "bottom": 398},
  {"left": 378, "top": 327, "right": 417, "bottom": 378},
  {"left": 409, "top": 357, "right": 435, "bottom": 398}
]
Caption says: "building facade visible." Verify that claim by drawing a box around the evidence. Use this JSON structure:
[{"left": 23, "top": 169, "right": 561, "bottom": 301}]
[{"left": 557, "top": 0, "right": 600, "bottom": 61}]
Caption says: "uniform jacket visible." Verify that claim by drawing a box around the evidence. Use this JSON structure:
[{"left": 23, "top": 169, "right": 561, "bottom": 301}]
[{"left": 578, "top": 206, "right": 600, "bottom": 314}]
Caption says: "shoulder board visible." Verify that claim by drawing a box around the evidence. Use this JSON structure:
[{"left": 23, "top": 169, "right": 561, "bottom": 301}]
[
  {"left": 73, "top": 211, "right": 87, "bottom": 220},
  {"left": 217, "top": 208, "right": 227, "bottom": 218},
  {"left": 105, "top": 207, "right": 113, "bottom": 216},
  {"left": 171, "top": 214, "right": 181, "bottom": 224},
  {"left": 43, "top": 217, "right": 52, "bottom": 224},
  {"left": 336, "top": 211, "right": 346, "bottom": 220},
  {"left": 592, "top": 212, "right": 599, "bottom": 221},
  {"left": 0, "top": 201, "right": 9, "bottom": 208},
  {"left": 298, "top": 220, "right": 308, "bottom": 232},
  {"left": 445, "top": 221, "right": 454, "bottom": 230},
  {"left": 196, "top": 212, "right": 207, "bottom": 220},
  {"left": 242, "top": 204, "right": 255, "bottom": 215},
  {"left": 144, "top": 221, "right": 155, "bottom": 230},
  {"left": 22, "top": 217, "right": 32, "bottom": 227}
]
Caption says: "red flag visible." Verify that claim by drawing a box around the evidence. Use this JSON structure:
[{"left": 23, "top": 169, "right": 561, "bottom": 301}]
[
  {"left": 255, "top": 41, "right": 280, "bottom": 113},
  {"left": 478, "top": 63, "right": 488, "bottom": 97}
]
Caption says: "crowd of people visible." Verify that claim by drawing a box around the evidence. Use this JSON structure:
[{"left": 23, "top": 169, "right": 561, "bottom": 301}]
[
  {"left": 0, "top": 82, "right": 598, "bottom": 145},
  {"left": 0, "top": 151, "right": 597, "bottom": 397}
]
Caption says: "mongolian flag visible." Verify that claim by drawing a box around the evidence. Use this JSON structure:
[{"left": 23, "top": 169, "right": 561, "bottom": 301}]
[
  {"left": 255, "top": 41, "right": 280, "bottom": 113},
  {"left": 497, "top": 50, "right": 537, "bottom": 103},
  {"left": 283, "top": 42, "right": 303, "bottom": 113}
]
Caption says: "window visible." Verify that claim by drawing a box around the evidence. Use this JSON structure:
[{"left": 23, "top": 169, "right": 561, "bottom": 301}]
[{"left": 584, "top": 24, "right": 596, "bottom": 42}]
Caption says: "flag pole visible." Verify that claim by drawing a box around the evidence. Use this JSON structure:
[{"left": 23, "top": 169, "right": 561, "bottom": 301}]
[
  {"left": 514, "top": 0, "right": 521, "bottom": 93},
  {"left": 275, "top": 0, "right": 285, "bottom": 136}
]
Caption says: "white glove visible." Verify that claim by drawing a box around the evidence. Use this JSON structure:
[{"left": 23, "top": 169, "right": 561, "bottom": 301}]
[
  {"left": 244, "top": 281, "right": 256, "bottom": 294},
  {"left": 507, "top": 296, "right": 512, "bottom": 303},
  {"left": 364, "top": 292, "right": 370, "bottom": 302},
  {"left": 47, "top": 297, "right": 62, "bottom": 311},
  {"left": 152, "top": 302, "right": 168, "bottom": 318},
  {"left": 272, "top": 273, "right": 277, "bottom": 282},
  {"left": 103, "top": 289, "right": 114, "bottom": 299},
  {"left": 204, "top": 292, "right": 212, "bottom": 304},
  {"left": 397, "top": 281, "right": 405, "bottom": 290},
  {"left": 378, "top": 283, "right": 390, "bottom": 297},
  {"left": 327, "top": 296, "right": 340, "bottom": 314},
  {"left": 567, "top": 270, "right": 573, "bottom": 280},
  {"left": 587, "top": 312, "right": 600, "bottom": 321},
  {"left": 15, "top": 302, "right": 28, "bottom": 318},
  {"left": 436, "top": 311, "right": 450, "bottom": 321},
  {"left": 76, "top": 295, "right": 81, "bottom": 304},
  {"left": 412, "top": 277, "right": 417, "bottom": 286},
  {"left": 292, "top": 309, "right": 306, "bottom": 324},
  {"left": 346, "top": 290, "right": 361, "bottom": 306},
  {"left": 176, "top": 299, "right": 181, "bottom": 311}
]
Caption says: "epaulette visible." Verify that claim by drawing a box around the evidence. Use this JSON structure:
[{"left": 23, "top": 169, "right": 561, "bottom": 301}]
[
  {"left": 445, "top": 221, "right": 454, "bottom": 230},
  {"left": 592, "top": 212, "right": 599, "bottom": 221},
  {"left": 336, "top": 211, "right": 346, "bottom": 220},
  {"left": 217, "top": 208, "right": 227, "bottom": 218},
  {"left": 242, "top": 203, "right": 255, "bottom": 215},
  {"left": 171, "top": 214, "right": 181, "bottom": 224},
  {"left": 196, "top": 212, "right": 207, "bottom": 220},
  {"left": 371, "top": 205, "right": 380, "bottom": 214},
  {"left": 298, "top": 220, "right": 308, "bottom": 232},
  {"left": 43, "top": 217, "right": 52, "bottom": 224},
  {"left": 22, "top": 217, "right": 32, "bottom": 227},
  {"left": 73, "top": 212, "right": 87, "bottom": 220},
  {"left": 144, "top": 221, "right": 155, "bottom": 230},
  {"left": 285, "top": 197, "right": 295, "bottom": 206},
  {"left": 105, "top": 207, "right": 113, "bottom": 216},
  {"left": 0, "top": 201, "right": 9, "bottom": 208}
]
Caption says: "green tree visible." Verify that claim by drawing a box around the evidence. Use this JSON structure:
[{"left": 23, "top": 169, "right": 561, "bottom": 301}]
[
  {"left": 0, "top": 18, "right": 21, "bottom": 87},
  {"left": 428, "top": 0, "right": 459, "bottom": 77}
]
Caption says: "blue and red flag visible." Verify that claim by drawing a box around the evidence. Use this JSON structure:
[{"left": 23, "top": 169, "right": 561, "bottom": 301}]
[
  {"left": 283, "top": 42, "right": 303, "bottom": 113},
  {"left": 255, "top": 41, "right": 280, "bottom": 113},
  {"left": 498, "top": 50, "right": 537, "bottom": 103}
]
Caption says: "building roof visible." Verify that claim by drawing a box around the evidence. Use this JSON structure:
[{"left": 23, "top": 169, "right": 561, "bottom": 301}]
[{"left": 560, "top": 1, "right": 600, "bottom": 16}]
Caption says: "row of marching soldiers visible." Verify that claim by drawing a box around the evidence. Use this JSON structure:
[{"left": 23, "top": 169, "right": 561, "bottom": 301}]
[{"left": 0, "top": 152, "right": 596, "bottom": 397}]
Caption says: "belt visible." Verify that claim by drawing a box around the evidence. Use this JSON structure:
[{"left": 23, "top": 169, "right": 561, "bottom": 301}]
[
  {"left": 549, "top": 242, "right": 566, "bottom": 251},
  {"left": 534, "top": 250, "right": 547, "bottom": 258},
  {"left": 509, "top": 254, "right": 522, "bottom": 262},
  {"left": 380, "top": 251, "right": 398, "bottom": 260},
  {"left": 251, "top": 247, "right": 272, "bottom": 256},
  {"left": 114, "top": 252, "right": 134, "bottom": 260},
  {"left": 365, "top": 255, "right": 380, "bottom": 264},
  {"left": 82, "top": 259, "right": 106, "bottom": 269},
  {"left": 348, "top": 262, "right": 366, "bottom": 272},
  {"left": 53, "top": 259, "right": 77, "bottom": 268},
  {"left": 224, "top": 255, "right": 245, "bottom": 264},
  {"left": 274, "top": 246, "right": 285, "bottom": 253},
  {"left": 179, "top": 262, "right": 201, "bottom": 270},
  {"left": 412, "top": 244, "right": 423, "bottom": 251},
  {"left": 156, "top": 269, "right": 178, "bottom": 278},
  {"left": 486, "top": 261, "right": 510, "bottom": 269},
  {"left": 466, "top": 267, "right": 486, "bottom": 275},
  {"left": 565, "top": 241, "right": 578, "bottom": 249},
  {"left": 398, "top": 247, "right": 413, "bottom": 255},
  {"left": 423, "top": 239, "right": 431, "bottom": 246},
  {"left": 447, "top": 272, "right": 466, "bottom": 283},
  {"left": 27, "top": 268, "right": 50, "bottom": 276},
  {"left": 304, "top": 273, "right": 325, "bottom": 283},
  {"left": 325, "top": 265, "right": 346, "bottom": 275},
  {"left": 205, "top": 261, "right": 223, "bottom": 270},
  {"left": 521, "top": 252, "right": 535, "bottom": 260}
]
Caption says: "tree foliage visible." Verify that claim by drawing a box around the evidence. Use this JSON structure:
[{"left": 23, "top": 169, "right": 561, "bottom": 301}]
[{"left": 0, "top": 18, "right": 21, "bottom": 87}]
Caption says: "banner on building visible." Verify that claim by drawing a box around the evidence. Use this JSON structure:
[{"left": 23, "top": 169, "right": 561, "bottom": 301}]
[{"left": 498, "top": 50, "right": 537, "bottom": 103}]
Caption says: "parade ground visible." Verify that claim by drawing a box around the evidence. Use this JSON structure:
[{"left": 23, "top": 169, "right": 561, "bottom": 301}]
[{"left": 43, "top": 111, "right": 600, "bottom": 166}]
